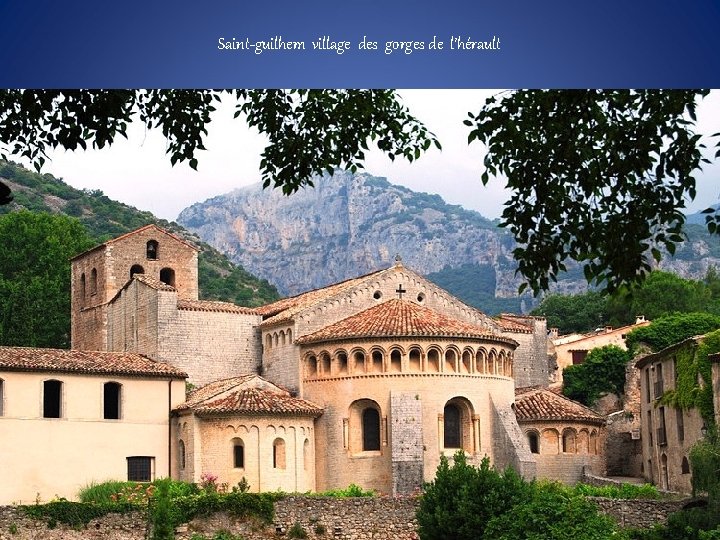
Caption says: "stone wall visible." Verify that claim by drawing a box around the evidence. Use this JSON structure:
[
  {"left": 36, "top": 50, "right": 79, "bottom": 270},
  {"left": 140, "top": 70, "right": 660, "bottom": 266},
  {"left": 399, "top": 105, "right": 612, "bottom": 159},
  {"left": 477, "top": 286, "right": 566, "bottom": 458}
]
[
  {"left": 588, "top": 497, "right": 687, "bottom": 530},
  {"left": 0, "top": 495, "right": 692, "bottom": 540}
]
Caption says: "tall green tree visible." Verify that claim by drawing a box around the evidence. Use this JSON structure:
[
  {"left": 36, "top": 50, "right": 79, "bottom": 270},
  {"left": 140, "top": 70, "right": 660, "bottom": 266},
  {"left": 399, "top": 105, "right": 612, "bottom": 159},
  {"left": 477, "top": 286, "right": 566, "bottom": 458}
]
[
  {"left": 531, "top": 291, "right": 608, "bottom": 334},
  {"left": 0, "top": 211, "right": 94, "bottom": 348},
  {"left": 603, "top": 271, "right": 710, "bottom": 325},
  {"left": 562, "top": 345, "right": 632, "bottom": 405}
]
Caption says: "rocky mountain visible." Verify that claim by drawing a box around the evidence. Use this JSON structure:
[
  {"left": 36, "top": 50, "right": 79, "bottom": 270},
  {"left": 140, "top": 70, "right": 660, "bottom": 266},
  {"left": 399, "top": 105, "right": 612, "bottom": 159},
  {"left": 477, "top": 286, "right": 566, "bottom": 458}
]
[
  {"left": 0, "top": 161, "right": 280, "bottom": 307},
  {"left": 178, "top": 171, "right": 720, "bottom": 315},
  {"left": 178, "top": 171, "right": 536, "bottom": 311}
]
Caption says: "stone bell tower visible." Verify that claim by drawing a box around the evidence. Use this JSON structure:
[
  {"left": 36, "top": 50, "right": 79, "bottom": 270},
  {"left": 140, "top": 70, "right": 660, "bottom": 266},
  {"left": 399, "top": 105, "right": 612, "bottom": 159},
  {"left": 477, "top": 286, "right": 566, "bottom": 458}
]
[{"left": 70, "top": 224, "right": 199, "bottom": 350}]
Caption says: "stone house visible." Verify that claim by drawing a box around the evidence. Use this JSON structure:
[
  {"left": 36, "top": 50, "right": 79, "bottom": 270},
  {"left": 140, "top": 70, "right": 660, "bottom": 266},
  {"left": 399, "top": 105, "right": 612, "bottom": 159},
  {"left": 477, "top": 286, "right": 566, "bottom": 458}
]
[
  {"left": 636, "top": 337, "right": 709, "bottom": 493},
  {"left": 0, "top": 347, "right": 186, "bottom": 503},
  {"left": 551, "top": 317, "right": 650, "bottom": 386}
]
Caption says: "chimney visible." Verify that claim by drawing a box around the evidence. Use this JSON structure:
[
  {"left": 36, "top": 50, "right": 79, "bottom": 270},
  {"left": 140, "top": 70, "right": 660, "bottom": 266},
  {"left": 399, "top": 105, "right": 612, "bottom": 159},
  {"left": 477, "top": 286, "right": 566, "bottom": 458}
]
[{"left": 636, "top": 315, "right": 646, "bottom": 324}]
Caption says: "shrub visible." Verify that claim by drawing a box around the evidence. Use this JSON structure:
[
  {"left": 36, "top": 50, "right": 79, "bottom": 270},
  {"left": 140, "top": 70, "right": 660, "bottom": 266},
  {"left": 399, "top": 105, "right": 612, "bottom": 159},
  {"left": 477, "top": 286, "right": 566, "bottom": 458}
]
[
  {"left": 572, "top": 482, "right": 660, "bottom": 499},
  {"left": 288, "top": 522, "right": 308, "bottom": 539},
  {"left": 78, "top": 480, "right": 137, "bottom": 504},
  {"left": 484, "top": 481, "right": 626, "bottom": 540},
  {"left": 150, "top": 478, "right": 175, "bottom": 540},
  {"left": 316, "top": 484, "right": 374, "bottom": 497},
  {"left": 417, "top": 453, "right": 531, "bottom": 540}
]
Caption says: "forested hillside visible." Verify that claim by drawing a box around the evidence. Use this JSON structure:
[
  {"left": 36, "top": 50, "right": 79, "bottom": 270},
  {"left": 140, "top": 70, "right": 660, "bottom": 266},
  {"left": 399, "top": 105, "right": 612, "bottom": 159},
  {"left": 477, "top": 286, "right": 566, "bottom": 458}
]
[{"left": 0, "top": 161, "right": 279, "bottom": 307}]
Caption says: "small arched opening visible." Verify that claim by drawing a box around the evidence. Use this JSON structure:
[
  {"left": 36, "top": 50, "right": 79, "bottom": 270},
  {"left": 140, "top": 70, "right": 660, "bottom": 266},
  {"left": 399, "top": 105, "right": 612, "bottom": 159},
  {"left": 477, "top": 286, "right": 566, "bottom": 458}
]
[
  {"left": 159, "top": 267, "right": 175, "bottom": 287},
  {"left": 146, "top": 240, "right": 159, "bottom": 260},
  {"left": 130, "top": 264, "right": 144, "bottom": 278}
]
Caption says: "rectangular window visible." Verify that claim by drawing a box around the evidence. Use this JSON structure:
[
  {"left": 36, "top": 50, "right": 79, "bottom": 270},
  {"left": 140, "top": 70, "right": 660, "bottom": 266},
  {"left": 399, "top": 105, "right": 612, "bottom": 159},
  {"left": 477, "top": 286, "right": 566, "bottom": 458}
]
[
  {"left": 654, "top": 363, "right": 664, "bottom": 398},
  {"left": 127, "top": 456, "right": 154, "bottom": 482},
  {"left": 0, "top": 379, "right": 4, "bottom": 416},
  {"left": 647, "top": 410, "right": 653, "bottom": 447},
  {"left": 234, "top": 445, "right": 244, "bottom": 468},
  {"left": 676, "top": 408, "right": 685, "bottom": 442},
  {"left": 43, "top": 380, "right": 62, "bottom": 418},
  {"left": 571, "top": 350, "right": 588, "bottom": 365},
  {"left": 645, "top": 368, "right": 651, "bottom": 403},
  {"left": 104, "top": 382, "right": 121, "bottom": 420},
  {"left": 657, "top": 407, "right": 667, "bottom": 446}
]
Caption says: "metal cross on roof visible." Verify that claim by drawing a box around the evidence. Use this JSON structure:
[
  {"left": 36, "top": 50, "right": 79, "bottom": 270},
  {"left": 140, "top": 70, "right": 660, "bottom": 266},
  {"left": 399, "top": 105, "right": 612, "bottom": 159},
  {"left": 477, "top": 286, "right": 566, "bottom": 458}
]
[{"left": 396, "top": 284, "right": 407, "bottom": 299}]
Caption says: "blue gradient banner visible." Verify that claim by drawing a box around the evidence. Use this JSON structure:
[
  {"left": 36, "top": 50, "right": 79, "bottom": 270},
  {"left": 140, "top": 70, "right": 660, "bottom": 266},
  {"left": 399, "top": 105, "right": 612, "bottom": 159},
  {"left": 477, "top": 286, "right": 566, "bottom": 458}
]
[{"left": 0, "top": 0, "right": 718, "bottom": 87}]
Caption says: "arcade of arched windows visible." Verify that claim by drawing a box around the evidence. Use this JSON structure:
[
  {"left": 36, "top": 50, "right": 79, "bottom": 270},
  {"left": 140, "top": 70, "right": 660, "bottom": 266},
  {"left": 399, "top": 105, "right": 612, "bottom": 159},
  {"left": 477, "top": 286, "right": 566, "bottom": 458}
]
[
  {"left": 303, "top": 343, "right": 514, "bottom": 379},
  {"left": 525, "top": 426, "right": 600, "bottom": 456},
  {"left": 263, "top": 328, "right": 294, "bottom": 352}
]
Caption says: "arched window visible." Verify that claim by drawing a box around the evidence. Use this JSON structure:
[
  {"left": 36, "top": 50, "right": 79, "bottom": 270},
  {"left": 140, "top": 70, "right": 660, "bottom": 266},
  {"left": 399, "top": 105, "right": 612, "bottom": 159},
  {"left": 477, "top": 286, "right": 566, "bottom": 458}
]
[
  {"left": 409, "top": 348, "right": 422, "bottom": 372},
  {"left": 390, "top": 349, "right": 402, "bottom": 373},
  {"left": 265, "top": 334, "right": 272, "bottom": 350},
  {"left": 306, "top": 355, "right": 318, "bottom": 378},
  {"left": 303, "top": 439, "right": 311, "bottom": 471},
  {"left": 444, "top": 349, "right": 457, "bottom": 373},
  {"left": 681, "top": 456, "right": 690, "bottom": 474},
  {"left": 130, "top": 264, "right": 144, "bottom": 278},
  {"left": 80, "top": 273, "right": 86, "bottom": 304},
  {"left": 90, "top": 268, "right": 98, "bottom": 296},
  {"left": 443, "top": 403, "right": 462, "bottom": 448},
  {"left": 371, "top": 350, "right": 383, "bottom": 373},
  {"left": 232, "top": 438, "right": 244, "bottom": 468},
  {"left": 159, "top": 267, "right": 175, "bottom": 287},
  {"left": 43, "top": 379, "right": 63, "bottom": 418},
  {"left": 353, "top": 351, "right": 366, "bottom": 373},
  {"left": 362, "top": 408, "right": 381, "bottom": 451},
  {"left": 528, "top": 431, "right": 540, "bottom": 454},
  {"left": 336, "top": 351, "right": 348, "bottom": 375},
  {"left": 179, "top": 440, "right": 186, "bottom": 470},
  {"left": 146, "top": 240, "right": 159, "bottom": 260},
  {"left": 427, "top": 348, "right": 440, "bottom": 373},
  {"left": 103, "top": 381, "right": 121, "bottom": 420},
  {"left": 273, "top": 438, "right": 286, "bottom": 469},
  {"left": 562, "top": 429, "right": 577, "bottom": 453}
]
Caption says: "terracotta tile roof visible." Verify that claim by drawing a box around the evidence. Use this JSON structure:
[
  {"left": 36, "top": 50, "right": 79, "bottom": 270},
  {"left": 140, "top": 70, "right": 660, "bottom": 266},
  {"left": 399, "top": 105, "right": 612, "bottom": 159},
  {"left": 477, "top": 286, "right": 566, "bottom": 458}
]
[
  {"left": 0, "top": 347, "right": 187, "bottom": 378},
  {"left": 514, "top": 386, "right": 605, "bottom": 425},
  {"left": 71, "top": 224, "right": 198, "bottom": 260},
  {"left": 496, "top": 314, "right": 534, "bottom": 333},
  {"left": 178, "top": 300, "right": 259, "bottom": 315},
  {"left": 176, "top": 375, "right": 322, "bottom": 417},
  {"left": 178, "top": 375, "right": 262, "bottom": 409},
  {"left": 295, "top": 298, "right": 514, "bottom": 345},
  {"left": 255, "top": 268, "right": 388, "bottom": 324},
  {"left": 133, "top": 273, "right": 176, "bottom": 291}
]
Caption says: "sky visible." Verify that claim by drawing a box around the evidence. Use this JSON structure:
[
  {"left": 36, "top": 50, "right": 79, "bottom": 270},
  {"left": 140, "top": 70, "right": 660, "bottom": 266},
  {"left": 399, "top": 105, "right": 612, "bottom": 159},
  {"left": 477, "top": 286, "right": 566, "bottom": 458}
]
[{"left": 20, "top": 90, "right": 720, "bottom": 222}]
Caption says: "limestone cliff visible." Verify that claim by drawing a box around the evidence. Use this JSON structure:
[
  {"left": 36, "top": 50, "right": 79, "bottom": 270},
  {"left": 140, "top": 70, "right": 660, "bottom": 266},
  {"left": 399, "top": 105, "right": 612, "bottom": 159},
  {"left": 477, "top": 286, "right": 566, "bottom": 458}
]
[
  {"left": 177, "top": 171, "right": 720, "bottom": 308},
  {"left": 178, "top": 172, "right": 541, "bottom": 304}
]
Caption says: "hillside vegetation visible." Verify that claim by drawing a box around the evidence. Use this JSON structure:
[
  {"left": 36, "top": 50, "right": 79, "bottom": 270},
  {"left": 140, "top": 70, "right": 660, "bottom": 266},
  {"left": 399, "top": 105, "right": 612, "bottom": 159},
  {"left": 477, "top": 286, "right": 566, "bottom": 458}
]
[{"left": 0, "top": 161, "right": 279, "bottom": 307}]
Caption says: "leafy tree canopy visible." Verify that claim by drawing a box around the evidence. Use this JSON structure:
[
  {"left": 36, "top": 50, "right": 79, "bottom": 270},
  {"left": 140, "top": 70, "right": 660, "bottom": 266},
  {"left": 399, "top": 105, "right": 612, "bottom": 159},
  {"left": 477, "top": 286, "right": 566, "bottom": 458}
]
[
  {"left": 0, "top": 89, "right": 437, "bottom": 195},
  {"left": 0, "top": 210, "right": 94, "bottom": 348},
  {"left": 562, "top": 345, "right": 632, "bottom": 405},
  {"left": 466, "top": 89, "right": 714, "bottom": 295},
  {"left": 625, "top": 312, "right": 720, "bottom": 355},
  {"left": 1, "top": 89, "right": 717, "bottom": 295},
  {"left": 533, "top": 270, "right": 720, "bottom": 334},
  {"left": 531, "top": 290, "right": 608, "bottom": 334}
]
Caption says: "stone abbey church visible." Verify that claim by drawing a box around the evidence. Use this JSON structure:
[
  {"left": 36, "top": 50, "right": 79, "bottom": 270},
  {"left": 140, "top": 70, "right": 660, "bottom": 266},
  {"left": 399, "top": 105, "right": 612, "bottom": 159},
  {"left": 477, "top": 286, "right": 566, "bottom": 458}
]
[{"left": 0, "top": 225, "right": 605, "bottom": 503}]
